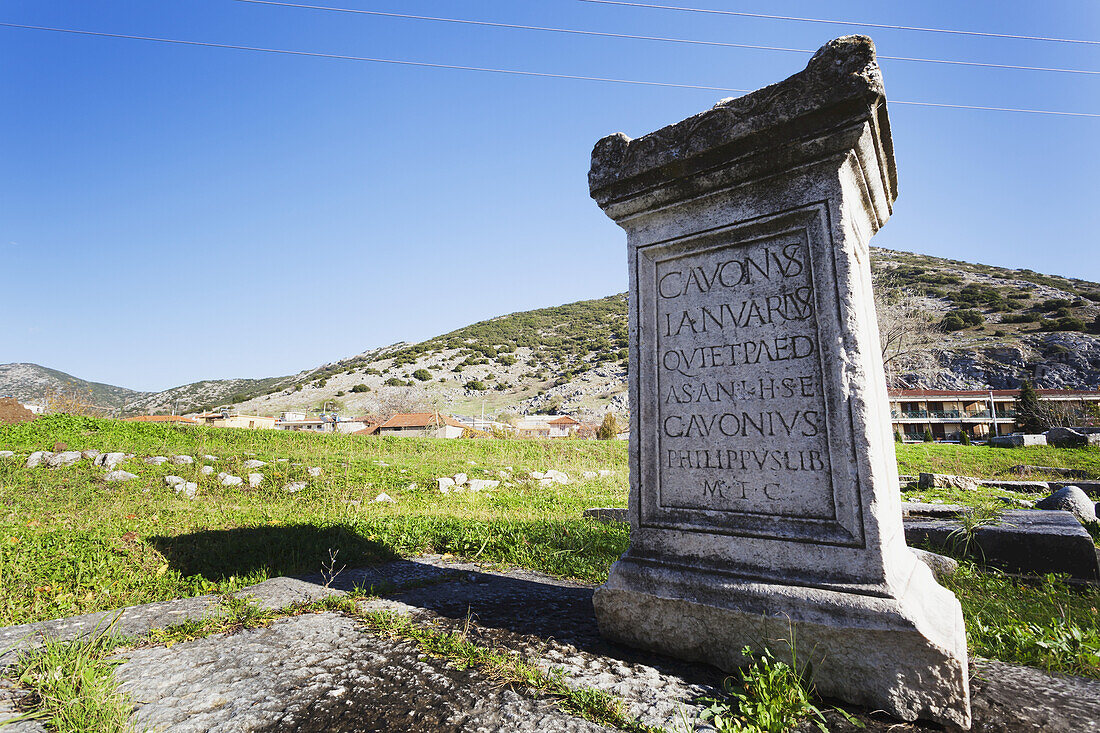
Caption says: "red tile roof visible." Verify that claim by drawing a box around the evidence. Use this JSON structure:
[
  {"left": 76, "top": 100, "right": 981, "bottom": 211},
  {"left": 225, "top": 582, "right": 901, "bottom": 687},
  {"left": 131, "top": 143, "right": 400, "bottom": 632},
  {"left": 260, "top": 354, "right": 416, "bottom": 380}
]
[
  {"left": 123, "top": 415, "right": 199, "bottom": 424},
  {"left": 378, "top": 412, "right": 466, "bottom": 429},
  {"left": 547, "top": 416, "right": 580, "bottom": 425}
]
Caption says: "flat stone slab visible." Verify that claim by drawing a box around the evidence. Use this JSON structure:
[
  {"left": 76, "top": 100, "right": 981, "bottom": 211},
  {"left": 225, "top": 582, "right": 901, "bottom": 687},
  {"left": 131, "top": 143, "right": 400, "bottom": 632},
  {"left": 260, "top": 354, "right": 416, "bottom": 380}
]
[
  {"left": 904, "top": 510, "right": 1100, "bottom": 582},
  {"left": 2, "top": 557, "right": 1099, "bottom": 731}
]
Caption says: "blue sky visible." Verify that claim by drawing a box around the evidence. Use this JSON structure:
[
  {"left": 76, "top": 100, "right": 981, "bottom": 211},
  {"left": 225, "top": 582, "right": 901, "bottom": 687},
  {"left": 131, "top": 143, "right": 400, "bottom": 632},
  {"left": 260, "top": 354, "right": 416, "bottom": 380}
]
[{"left": 2, "top": 1, "right": 1097, "bottom": 391}]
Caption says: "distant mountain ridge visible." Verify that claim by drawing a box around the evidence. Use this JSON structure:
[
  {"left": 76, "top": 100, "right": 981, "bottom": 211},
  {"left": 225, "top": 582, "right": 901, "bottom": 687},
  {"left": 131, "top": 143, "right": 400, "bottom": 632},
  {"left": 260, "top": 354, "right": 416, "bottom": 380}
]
[{"left": 4, "top": 248, "right": 1100, "bottom": 418}]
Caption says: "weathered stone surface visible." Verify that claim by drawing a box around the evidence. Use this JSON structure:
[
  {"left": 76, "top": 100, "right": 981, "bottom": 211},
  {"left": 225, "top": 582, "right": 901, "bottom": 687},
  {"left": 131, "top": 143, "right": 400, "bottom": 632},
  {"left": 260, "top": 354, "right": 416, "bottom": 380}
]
[
  {"left": 45, "top": 450, "right": 81, "bottom": 468},
  {"left": 1036, "top": 486, "right": 1098, "bottom": 524},
  {"left": 453, "top": 472, "right": 468, "bottom": 486},
  {"left": 284, "top": 481, "right": 307, "bottom": 493},
  {"left": 905, "top": 508, "right": 1100, "bottom": 582},
  {"left": 583, "top": 507, "right": 628, "bottom": 523},
  {"left": 81, "top": 449, "right": 100, "bottom": 460},
  {"left": 170, "top": 454, "right": 193, "bottom": 465},
  {"left": 1045, "top": 427, "right": 1089, "bottom": 448},
  {"left": 466, "top": 479, "right": 499, "bottom": 492},
  {"left": 200, "top": 465, "right": 214, "bottom": 476},
  {"left": 97, "top": 452, "right": 127, "bottom": 469},
  {"left": 248, "top": 473, "right": 264, "bottom": 488},
  {"left": 911, "top": 547, "right": 958, "bottom": 581},
  {"left": 24, "top": 451, "right": 52, "bottom": 468},
  {"left": 1050, "top": 480, "right": 1100, "bottom": 498},
  {"left": 588, "top": 35, "right": 968, "bottom": 726},
  {"left": 164, "top": 475, "right": 185, "bottom": 487},
  {"left": 306, "top": 466, "right": 322, "bottom": 477},
  {"left": 144, "top": 456, "right": 168, "bottom": 465},
  {"left": 990, "top": 433, "right": 1048, "bottom": 448},
  {"left": 219, "top": 474, "right": 243, "bottom": 487},
  {"left": 176, "top": 482, "right": 198, "bottom": 499},
  {"left": 105, "top": 470, "right": 137, "bottom": 482},
  {"left": 918, "top": 472, "right": 980, "bottom": 492},
  {"left": 437, "top": 477, "right": 456, "bottom": 491},
  {"left": 243, "top": 459, "right": 266, "bottom": 469},
  {"left": 0, "top": 451, "right": 13, "bottom": 459}
]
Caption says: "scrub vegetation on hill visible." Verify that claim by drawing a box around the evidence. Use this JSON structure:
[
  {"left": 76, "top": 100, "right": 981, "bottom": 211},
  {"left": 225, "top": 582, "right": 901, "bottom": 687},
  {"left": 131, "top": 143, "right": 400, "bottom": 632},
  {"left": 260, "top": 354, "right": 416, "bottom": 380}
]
[{"left": 2, "top": 416, "right": 1100, "bottom": 680}]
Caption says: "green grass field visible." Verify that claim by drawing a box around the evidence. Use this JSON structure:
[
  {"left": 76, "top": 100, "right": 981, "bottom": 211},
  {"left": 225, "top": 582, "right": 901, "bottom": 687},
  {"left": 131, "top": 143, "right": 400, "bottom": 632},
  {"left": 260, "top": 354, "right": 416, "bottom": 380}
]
[{"left": 2, "top": 415, "right": 1099, "bottom": 679}]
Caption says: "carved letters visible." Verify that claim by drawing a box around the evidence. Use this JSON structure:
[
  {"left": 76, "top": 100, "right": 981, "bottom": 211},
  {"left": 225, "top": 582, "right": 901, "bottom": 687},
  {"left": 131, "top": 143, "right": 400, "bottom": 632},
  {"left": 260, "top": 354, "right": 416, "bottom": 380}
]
[{"left": 654, "top": 230, "right": 833, "bottom": 517}]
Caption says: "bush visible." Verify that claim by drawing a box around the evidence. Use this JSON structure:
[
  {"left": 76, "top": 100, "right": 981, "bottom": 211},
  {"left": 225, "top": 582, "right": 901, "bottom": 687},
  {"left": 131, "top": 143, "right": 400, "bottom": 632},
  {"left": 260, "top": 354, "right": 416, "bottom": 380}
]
[
  {"left": 1039, "top": 298, "right": 1074, "bottom": 312},
  {"left": 464, "top": 380, "right": 487, "bottom": 391},
  {"left": 1041, "top": 317, "right": 1087, "bottom": 332},
  {"left": 942, "top": 309, "right": 984, "bottom": 331},
  {"left": 497, "top": 355, "right": 516, "bottom": 367},
  {"left": 362, "top": 368, "right": 380, "bottom": 375},
  {"left": 960, "top": 431, "right": 971, "bottom": 445},
  {"left": 411, "top": 369, "right": 432, "bottom": 382},
  {"left": 335, "top": 391, "right": 345, "bottom": 397},
  {"left": 384, "top": 377, "right": 409, "bottom": 387},
  {"left": 350, "top": 384, "right": 371, "bottom": 393},
  {"left": 923, "top": 428, "right": 934, "bottom": 443},
  {"left": 1000, "top": 313, "right": 1038, "bottom": 324},
  {"left": 596, "top": 413, "right": 619, "bottom": 440}
]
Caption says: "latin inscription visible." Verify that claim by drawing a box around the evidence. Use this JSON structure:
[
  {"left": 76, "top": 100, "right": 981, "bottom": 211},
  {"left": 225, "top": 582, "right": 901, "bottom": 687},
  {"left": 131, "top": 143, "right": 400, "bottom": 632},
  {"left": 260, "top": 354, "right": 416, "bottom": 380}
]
[{"left": 654, "top": 231, "right": 833, "bottom": 518}]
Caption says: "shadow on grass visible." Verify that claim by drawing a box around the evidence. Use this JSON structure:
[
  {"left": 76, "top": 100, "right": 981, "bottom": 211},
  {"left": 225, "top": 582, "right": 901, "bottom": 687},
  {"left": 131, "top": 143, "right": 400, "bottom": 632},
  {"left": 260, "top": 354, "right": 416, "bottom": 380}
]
[{"left": 147, "top": 524, "right": 397, "bottom": 582}]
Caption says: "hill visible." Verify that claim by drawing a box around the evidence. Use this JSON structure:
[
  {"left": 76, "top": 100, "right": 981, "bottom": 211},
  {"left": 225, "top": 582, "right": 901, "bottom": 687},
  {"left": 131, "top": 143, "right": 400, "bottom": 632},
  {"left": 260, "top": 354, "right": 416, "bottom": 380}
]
[
  {"left": 0, "top": 363, "right": 149, "bottom": 410},
  {"left": 4, "top": 248, "right": 1100, "bottom": 418}
]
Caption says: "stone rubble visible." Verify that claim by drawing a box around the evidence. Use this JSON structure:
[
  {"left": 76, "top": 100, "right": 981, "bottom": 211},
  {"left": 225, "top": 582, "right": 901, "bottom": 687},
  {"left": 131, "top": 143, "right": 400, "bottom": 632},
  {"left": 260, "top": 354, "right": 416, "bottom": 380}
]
[
  {"left": 1036, "top": 486, "right": 1098, "bottom": 524},
  {"left": 248, "top": 473, "right": 264, "bottom": 488},
  {"left": 45, "top": 451, "right": 82, "bottom": 468},
  {"left": 170, "top": 455, "right": 193, "bottom": 465},
  {"left": 144, "top": 456, "right": 169, "bottom": 466},
  {"left": 243, "top": 459, "right": 266, "bottom": 469},
  {"left": 105, "top": 470, "right": 137, "bottom": 482}
]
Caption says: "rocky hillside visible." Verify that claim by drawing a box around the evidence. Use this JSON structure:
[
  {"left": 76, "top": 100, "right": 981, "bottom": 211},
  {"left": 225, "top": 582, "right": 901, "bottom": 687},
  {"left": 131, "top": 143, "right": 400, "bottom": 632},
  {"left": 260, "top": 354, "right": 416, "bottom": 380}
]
[
  {"left": 5, "top": 248, "right": 1100, "bottom": 419},
  {"left": 0, "top": 363, "right": 149, "bottom": 410}
]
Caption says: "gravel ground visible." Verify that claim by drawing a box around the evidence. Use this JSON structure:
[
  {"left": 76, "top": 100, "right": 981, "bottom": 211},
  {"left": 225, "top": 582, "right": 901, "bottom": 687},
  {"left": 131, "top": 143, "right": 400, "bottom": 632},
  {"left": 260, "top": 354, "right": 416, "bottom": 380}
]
[{"left": 0, "top": 556, "right": 1098, "bottom": 732}]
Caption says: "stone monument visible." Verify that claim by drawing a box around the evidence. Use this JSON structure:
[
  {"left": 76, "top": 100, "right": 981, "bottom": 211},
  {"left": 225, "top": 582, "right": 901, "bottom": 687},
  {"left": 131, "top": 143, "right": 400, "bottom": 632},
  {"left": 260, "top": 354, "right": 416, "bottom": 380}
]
[{"left": 588, "top": 36, "right": 970, "bottom": 727}]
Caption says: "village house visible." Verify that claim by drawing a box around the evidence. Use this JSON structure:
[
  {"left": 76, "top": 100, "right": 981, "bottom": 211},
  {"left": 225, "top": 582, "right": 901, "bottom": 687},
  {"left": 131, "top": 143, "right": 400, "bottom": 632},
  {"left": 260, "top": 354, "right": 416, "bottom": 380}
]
[
  {"left": 375, "top": 412, "right": 469, "bottom": 439},
  {"left": 122, "top": 415, "right": 200, "bottom": 425},
  {"left": 194, "top": 411, "right": 277, "bottom": 430},
  {"left": 515, "top": 414, "right": 580, "bottom": 438}
]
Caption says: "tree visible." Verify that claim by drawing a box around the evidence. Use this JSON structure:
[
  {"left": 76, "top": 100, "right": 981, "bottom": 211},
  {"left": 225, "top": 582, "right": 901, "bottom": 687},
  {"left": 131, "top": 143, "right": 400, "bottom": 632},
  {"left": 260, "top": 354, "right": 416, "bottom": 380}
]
[
  {"left": 1015, "top": 381, "right": 1044, "bottom": 433},
  {"left": 596, "top": 413, "right": 619, "bottom": 440},
  {"left": 872, "top": 270, "right": 944, "bottom": 386},
  {"left": 922, "top": 427, "right": 934, "bottom": 443},
  {"left": 959, "top": 430, "right": 971, "bottom": 445}
]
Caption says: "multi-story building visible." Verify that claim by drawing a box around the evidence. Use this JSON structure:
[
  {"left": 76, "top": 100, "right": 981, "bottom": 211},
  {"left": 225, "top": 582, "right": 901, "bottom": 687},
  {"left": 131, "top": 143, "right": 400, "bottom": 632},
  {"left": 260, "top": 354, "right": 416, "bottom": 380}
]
[{"left": 888, "top": 388, "right": 1100, "bottom": 442}]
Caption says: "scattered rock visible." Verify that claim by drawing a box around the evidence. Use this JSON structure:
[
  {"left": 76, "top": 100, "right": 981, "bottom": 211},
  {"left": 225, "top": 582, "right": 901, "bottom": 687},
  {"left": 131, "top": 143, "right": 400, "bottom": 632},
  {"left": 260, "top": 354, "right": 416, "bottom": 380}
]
[
  {"left": 911, "top": 548, "right": 958, "bottom": 581},
  {"left": 25, "top": 451, "right": 52, "bottom": 468},
  {"left": 46, "top": 451, "right": 82, "bottom": 468},
  {"left": 306, "top": 467, "right": 322, "bottom": 477},
  {"left": 175, "top": 482, "right": 198, "bottom": 499},
  {"left": 202, "top": 455, "right": 218, "bottom": 462},
  {"left": 453, "top": 473, "right": 468, "bottom": 486},
  {"left": 1036, "top": 486, "right": 1098, "bottom": 524},
  {"left": 144, "top": 456, "right": 168, "bottom": 466},
  {"left": 81, "top": 449, "right": 100, "bottom": 460},
  {"left": 243, "top": 460, "right": 266, "bottom": 469},
  {"left": 219, "top": 474, "right": 243, "bottom": 487},
  {"left": 105, "top": 470, "right": 137, "bottom": 482},
  {"left": 407, "top": 483, "right": 418, "bottom": 491},
  {"left": 200, "top": 465, "right": 214, "bottom": 476},
  {"left": 529, "top": 471, "right": 545, "bottom": 480},
  {"left": 98, "top": 452, "right": 127, "bottom": 469},
  {"left": 164, "top": 476, "right": 185, "bottom": 487},
  {"left": 248, "top": 473, "right": 264, "bottom": 488},
  {"left": 373, "top": 492, "right": 396, "bottom": 503},
  {"left": 283, "top": 482, "right": 307, "bottom": 493},
  {"left": 917, "top": 473, "right": 979, "bottom": 492},
  {"left": 467, "top": 479, "right": 500, "bottom": 492},
  {"left": 170, "top": 455, "right": 194, "bottom": 465},
  {"left": 0, "top": 451, "right": 13, "bottom": 459},
  {"left": 436, "top": 477, "right": 456, "bottom": 491},
  {"left": 598, "top": 469, "right": 613, "bottom": 477},
  {"left": 544, "top": 470, "right": 570, "bottom": 485},
  {"left": 581, "top": 471, "right": 597, "bottom": 480}
]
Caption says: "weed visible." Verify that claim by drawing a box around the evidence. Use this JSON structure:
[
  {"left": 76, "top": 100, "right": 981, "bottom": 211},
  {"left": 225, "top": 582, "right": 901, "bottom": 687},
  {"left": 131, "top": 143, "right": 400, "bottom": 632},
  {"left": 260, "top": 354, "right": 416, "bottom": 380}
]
[
  {"left": 360, "top": 610, "right": 658, "bottom": 732},
  {"left": 11, "top": 619, "right": 132, "bottom": 733},
  {"left": 697, "top": 646, "right": 826, "bottom": 733}
]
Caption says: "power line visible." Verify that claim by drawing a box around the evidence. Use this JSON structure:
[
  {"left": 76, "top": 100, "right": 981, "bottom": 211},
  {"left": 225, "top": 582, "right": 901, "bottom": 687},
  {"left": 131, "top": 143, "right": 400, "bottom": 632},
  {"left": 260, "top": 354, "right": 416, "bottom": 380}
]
[
  {"left": 1, "top": 21, "right": 1097, "bottom": 118},
  {"left": 576, "top": 0, "right": 1100, "bottom": 46},
  {"left": 230, "top": 0, "right": 1100, "bottom": 77}
]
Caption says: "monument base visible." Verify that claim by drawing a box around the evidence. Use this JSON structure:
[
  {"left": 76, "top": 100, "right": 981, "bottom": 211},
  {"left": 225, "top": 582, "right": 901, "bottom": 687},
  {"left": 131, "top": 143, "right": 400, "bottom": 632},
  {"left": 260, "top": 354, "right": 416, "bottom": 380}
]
[{"left": 594, "top": 554, "right": 970, "bottom": 728}]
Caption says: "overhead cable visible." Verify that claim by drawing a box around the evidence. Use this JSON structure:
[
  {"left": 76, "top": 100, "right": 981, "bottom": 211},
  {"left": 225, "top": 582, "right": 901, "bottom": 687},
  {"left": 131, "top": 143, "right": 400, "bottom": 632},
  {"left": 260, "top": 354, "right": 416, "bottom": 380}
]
[
  {"left": 229, "top": 0, "right": 1100, "bottom": 77},
  {"left": 1, "top": 21, "right": 1097, "bottom": 118},
  {"left": 576, "top": 0, "right": 1100, "bottom": 46}
]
